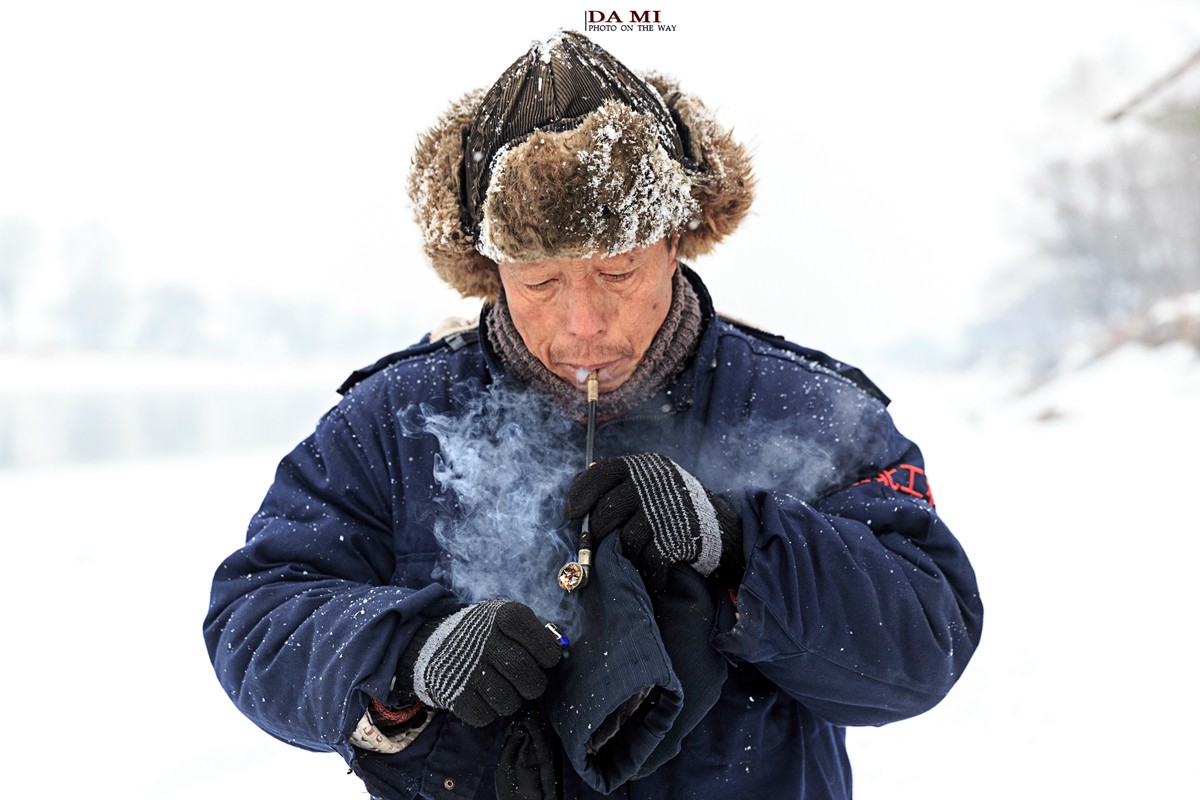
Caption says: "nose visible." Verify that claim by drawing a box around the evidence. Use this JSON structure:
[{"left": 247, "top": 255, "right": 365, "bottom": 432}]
[{"left": 561, "top": 283, "right": 608, "bottom": 341}]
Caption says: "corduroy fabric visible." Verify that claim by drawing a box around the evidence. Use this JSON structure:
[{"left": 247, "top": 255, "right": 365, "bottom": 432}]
[
  {"left": 552, "top": 536, "right": 682, "bottom": 792},
  {"left": 632, "top": 562, "right": 727, "bottom": 779},
  {"left": 485, "top": 264, "right": 702, "bottom": 418}
]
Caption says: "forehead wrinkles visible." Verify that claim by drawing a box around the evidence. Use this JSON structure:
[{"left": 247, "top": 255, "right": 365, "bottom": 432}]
[{"left": 501, "top": 254, "right": 640, "bottom": 279}]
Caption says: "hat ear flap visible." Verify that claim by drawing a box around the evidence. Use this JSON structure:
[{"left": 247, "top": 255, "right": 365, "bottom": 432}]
[
  {"left": 642, "top": 73, "right": 755, "bottom": 260},
  {"left": 408, "top": 88, "right": 503, "bottom": 299}
]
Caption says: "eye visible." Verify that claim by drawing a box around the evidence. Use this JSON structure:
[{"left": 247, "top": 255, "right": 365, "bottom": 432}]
[
  {"left": 525, "top": 277, "right": 558, "bottom": 291},
  {"left": 602, "top": 271, "right": 634, "bottom": 283}
]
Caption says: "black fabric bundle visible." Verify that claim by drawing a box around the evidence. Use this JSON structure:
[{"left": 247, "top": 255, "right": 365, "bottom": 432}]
[{"left": 532, "top": 534, "right": 727, "bottom": 793}]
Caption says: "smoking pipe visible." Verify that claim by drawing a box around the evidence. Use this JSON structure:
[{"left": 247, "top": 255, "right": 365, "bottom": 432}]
[{"left": 557, "top": 370, "right": 598, "bottom": 591}]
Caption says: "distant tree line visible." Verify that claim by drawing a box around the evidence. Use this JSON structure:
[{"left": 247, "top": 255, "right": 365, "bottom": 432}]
[
  {"left": 0, "top": 218, "right": 412, "bottom": 359},
  {"left": 972, "top": 60, "right": 1200, "bottom": 375}
]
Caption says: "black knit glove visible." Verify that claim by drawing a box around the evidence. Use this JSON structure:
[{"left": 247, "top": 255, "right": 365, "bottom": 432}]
[
  {"left": 399, "top": 599, "right": 563, "bottom": 728},
  {"left": 566, "top": 453, "right": 745, "bottom": 589},
  {"left": 495, "top": 706, "right": 563, "bottom": 800}
]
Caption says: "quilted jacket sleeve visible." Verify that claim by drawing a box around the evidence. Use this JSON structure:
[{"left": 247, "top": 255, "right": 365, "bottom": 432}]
[
  {"left": 711, "top": 417, "right": 983, "bottom": 728},
  {"left": 203, "top": 399, "right": 455, "bottom": 752}
]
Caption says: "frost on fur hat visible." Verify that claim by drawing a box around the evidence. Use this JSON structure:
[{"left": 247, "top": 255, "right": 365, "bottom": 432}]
[{"left": 408, "top": 30, "right": 754, "bottom": 299}]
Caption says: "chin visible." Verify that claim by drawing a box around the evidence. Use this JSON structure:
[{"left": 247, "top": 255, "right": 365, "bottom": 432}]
[{"left": 595, "top": 370, "right": 632, "bottom": 392}]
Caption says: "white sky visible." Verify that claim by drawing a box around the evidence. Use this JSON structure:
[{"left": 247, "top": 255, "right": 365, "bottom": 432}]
[{"left": 2, "top": 0, "right": 1199, "bottom": 365}]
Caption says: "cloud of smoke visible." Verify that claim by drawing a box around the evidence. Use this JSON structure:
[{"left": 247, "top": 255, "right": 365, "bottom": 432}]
[
  {"left": 402, "top": 382, "right": 583, "bottom": 631},
  {"left": 696, "top": 386, "right": 888, "bottom": 503},
  {"left": 402, "top": 370, "right": 890, "bottom": 637}
]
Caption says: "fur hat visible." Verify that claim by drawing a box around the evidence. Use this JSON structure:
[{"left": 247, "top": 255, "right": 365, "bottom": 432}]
[{"left": 408, "top": 31, "right": 755, "bottom": 299}]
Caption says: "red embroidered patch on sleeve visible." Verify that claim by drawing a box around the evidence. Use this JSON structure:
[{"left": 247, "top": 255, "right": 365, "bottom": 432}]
[{"left": 853, "top": 464, "right": 935, "bottom": 507}]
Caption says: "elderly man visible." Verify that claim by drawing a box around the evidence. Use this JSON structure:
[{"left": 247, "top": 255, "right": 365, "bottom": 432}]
[{"left": 204, "top": 30, "right": 982, "bottom": 800}]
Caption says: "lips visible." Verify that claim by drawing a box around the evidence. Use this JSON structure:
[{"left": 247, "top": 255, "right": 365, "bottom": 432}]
[{"left": 562, "top": 360, "right": 625, "bottom": 387}]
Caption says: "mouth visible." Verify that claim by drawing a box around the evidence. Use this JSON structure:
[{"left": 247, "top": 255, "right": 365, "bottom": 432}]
[{"left": 563, "top": 360, "right": 624, "bottom": 388}]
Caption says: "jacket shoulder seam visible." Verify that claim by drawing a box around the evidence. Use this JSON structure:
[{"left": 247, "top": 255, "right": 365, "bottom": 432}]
[
  {"left": 714, "top": 318, "right": 890, "bottom": 406},
  {"left": 336, "top": 329, "right": 481, "bottom": 395}
]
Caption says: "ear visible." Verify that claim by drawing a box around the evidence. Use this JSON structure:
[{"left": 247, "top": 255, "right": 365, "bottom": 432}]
[{"left": 667, "top": 231, "right": 680, "bottom": 266}]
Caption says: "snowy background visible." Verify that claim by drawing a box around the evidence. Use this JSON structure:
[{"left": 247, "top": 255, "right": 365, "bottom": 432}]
[{"left": 2, "top": 1, "right": 1199, "bottom": 797}]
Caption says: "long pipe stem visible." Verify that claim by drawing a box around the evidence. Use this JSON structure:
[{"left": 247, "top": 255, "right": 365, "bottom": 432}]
[{"left": 557, "top": 371, "right": 598, "bottom": 591}]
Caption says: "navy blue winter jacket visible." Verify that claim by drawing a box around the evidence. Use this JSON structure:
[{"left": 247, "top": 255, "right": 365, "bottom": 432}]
[{"left": 204, "top": 269, "right": 983, "bottom": 799}]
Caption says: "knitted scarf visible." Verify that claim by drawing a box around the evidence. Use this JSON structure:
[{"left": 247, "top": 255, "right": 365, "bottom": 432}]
[{"left": 486, "top": 267, "right": 702, "bottom": 418}]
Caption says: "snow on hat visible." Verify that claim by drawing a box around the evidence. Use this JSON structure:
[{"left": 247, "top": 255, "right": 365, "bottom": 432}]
[{"left": 408, "top": 30, "right": 755, "bottom": 299}]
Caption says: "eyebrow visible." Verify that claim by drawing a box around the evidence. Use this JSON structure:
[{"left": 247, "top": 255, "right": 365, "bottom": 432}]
[{"left": 499, "top": 253, "right": 641, "bottom": 278}]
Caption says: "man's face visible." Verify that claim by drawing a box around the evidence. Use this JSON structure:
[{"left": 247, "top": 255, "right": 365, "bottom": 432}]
[{"left": 496, "top": 237, "right": 678, "bottom": 393}]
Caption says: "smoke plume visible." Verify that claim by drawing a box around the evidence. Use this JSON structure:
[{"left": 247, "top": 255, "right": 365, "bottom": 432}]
[
  {"left": 402, "top": 370, "right": 892, "bottom": 636},
  {"left": 402, "top": 382, "right": 583, "bottom": 632}
]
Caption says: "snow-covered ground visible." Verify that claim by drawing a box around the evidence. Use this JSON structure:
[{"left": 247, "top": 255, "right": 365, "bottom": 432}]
[
  {"left": 1, "top": 343, "right": 1197, "bottom": 798},
  {"left": 853, "top": 343, "right": 1200, "bottom": 797}
]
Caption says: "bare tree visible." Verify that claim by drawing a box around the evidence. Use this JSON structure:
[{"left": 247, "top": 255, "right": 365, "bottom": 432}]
[
  {"left": 0, "top": 218, "right": 34, "bottom": 346},
  {"left": 983, "top": 55, "right": 1200, "bottom": 371},
  {"left": 57, "top": 225, "right": 128, "bottom": 350},
  {"left": 136, "top": 286, "right": 207, "bottom": 353}
]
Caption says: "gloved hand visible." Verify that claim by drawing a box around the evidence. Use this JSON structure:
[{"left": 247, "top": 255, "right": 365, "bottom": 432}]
[
  {"left": 566, "top": 453, "right": 745, "bottom": 589},
  {"left": 400, "top": 599, "right": 563, "bottom": 727},
  {"left": 495, "top": 706, "right": 563, "bottom": 800}
]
